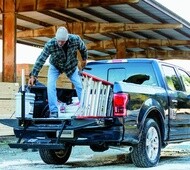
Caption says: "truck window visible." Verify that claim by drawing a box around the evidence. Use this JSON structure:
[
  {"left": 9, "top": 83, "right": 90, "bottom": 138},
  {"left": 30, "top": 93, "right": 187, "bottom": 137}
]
[
  {"left": 162, "top": 65, "right": 182, "bottom": 91},
  {"left": 178, "top": 69, "right": 190, "bottom": 93},
  {"left": 108, "top": 68, "right": 126, "bottom": 83},
  {"left": 107, "top": 63, "right": 158, "bottom": 86}
]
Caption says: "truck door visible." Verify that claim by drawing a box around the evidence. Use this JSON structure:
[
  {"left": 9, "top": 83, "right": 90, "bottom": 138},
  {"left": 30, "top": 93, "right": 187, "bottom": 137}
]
[{"left": 162, "top": 65, "right": 190, "bottom": 141}]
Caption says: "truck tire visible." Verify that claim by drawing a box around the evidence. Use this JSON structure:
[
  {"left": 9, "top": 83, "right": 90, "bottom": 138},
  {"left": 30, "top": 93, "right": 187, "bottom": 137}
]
[
  {"left": 131, "top": 118, "right": 161, "bottom": 167},
  {"left": 39, "top": 146, "right": 72, "bottom": 164}
]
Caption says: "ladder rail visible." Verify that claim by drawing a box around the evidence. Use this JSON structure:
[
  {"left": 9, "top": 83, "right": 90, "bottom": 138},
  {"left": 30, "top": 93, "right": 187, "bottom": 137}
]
[{"left": 76, "top": 72, "right": 113, "bottom": 118}]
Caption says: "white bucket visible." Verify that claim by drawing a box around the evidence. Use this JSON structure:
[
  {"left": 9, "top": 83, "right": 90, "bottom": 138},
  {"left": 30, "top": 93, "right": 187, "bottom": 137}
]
[
  {"left": 15, "top": 92, "right": 35, "bottom": 118},
  {"left": 72, "top": 97, "right": 79, "bottom": 103}
]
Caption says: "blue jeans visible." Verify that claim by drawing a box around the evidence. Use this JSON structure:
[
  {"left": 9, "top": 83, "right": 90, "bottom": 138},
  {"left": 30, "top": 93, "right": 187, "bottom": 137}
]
[{"left": 47, "top": 64, "right": 82, "bottom": 113}]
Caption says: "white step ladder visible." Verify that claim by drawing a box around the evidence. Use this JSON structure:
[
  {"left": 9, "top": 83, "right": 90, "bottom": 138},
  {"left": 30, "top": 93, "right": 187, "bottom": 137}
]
[{"left": 75, "top": 72, "right": 113, "bottom": 118}]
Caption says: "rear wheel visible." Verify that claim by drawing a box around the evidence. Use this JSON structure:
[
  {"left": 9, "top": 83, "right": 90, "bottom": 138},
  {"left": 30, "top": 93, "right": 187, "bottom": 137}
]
[
  {"left": 131, "top": 118, "right": 161, "bottom": 167},
  {"left": 39, "top": 145, "right": 72, "bottom": 164}
]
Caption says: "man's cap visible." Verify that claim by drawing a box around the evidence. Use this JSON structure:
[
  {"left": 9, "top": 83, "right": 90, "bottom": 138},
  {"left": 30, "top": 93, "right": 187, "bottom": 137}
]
[{"left": 55, "top": 27, "right": 68, "bottom": 41}]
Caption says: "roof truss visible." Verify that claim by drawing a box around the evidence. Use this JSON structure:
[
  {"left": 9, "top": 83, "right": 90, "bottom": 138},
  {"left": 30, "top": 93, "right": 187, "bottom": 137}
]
[
  {"left": 16, "top": 22, "right": 182, "bottom": 38},
  {"left": 0, "top": 0, "right": 139, "bottom": 12}
]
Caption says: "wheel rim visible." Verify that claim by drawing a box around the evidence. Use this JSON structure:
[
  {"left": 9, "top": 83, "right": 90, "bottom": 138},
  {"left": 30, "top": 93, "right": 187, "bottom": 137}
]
[
  {"left": 55, "top": 149, "right": 69, "bottom": 158},
  {"left": 146, "top": 126, "right": 159, "bottom": 161}
]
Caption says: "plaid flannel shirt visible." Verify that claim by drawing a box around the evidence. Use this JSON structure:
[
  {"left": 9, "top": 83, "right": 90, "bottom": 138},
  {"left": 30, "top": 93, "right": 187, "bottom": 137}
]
[{"left": 30, "top": 34, "right": 88, "bottom": 78}]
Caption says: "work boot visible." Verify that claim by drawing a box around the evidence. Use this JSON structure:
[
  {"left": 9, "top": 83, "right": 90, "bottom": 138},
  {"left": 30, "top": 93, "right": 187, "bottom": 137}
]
[{"left": 49, "top": 112, "right": 58, "bottom": 118}]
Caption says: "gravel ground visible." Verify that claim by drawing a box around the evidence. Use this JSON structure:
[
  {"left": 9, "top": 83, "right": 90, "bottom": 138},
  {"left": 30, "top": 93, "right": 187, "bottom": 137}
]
[{"left": 1, "top": 136, "right": 190, "bottom": 170}]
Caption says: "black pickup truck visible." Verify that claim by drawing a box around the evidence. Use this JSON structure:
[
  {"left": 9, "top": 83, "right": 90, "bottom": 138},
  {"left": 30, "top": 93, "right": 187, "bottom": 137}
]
[{"left": 5, "top": 58, "right": 190, "bottom": 168}]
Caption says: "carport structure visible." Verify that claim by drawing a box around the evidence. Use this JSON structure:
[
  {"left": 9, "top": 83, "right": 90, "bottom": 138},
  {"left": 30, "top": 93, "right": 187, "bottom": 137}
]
[{"left": 1, "top": 0, "right": 190, "bottom": 82}]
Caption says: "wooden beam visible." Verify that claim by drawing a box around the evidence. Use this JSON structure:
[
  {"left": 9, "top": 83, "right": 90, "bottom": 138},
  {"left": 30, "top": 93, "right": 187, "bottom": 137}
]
[
  {"left": 17, "top": 38, "right": 46, "bottom": 47},
  {"left": 116, "top": 39, "right": 126, "bottom": 59},
  {"left": 88, "top": 54, "right": 115, "bottom": 60},
  {"left": 0, "top": 19, "right": 29, "bottom": 31},
  {"left": 16, "top": 34, "right": 190, "bottom": 53},
  {"left": 125, "top": 39, "right": 190, "bottom": 48},
  {"left": 17, "top": 26, "right": 57, "bottom": 38},
  {"left": 0, "top": 0, "right": 2, "bottom": 12},
  {"left": 17, "top": 14, "right": 52, "bottom": 27},
  {"left": 39, "top": 11, "right": 76, "bottom": 23},
  {"left": 2, "top": 0, "right": 16, "bottom": 82},
  {"left": 88, "top": 50, "right": 190, "bottom": 60},
  {"left": 86, "top": 38, "right": 190, "bottom": 50},
  {"left": 125, "top": 50, "right": 190, "bottom": 60},
  {"left": 15, "top": 0, "right": 139, "bottom": 12},
  {"left": 16, "top": 23, "right": 182, "bottom": 38}
]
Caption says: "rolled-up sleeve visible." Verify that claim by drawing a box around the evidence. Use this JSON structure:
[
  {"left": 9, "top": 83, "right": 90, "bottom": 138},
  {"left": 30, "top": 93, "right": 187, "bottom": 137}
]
[
  {"left": 78, "top": 36, "right": 88, "bottom": 61},
  {"left": 30, "top": 44, "right": 50, "bottom": 77}
]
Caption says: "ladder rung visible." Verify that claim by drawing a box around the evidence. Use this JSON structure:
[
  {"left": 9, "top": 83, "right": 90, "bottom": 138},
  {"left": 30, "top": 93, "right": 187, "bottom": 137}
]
[{"left": 76, "top": 72, "right": 113, "bottom": 117}]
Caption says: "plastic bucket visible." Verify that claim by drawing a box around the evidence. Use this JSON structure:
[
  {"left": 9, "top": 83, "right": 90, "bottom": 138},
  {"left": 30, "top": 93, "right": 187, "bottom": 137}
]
[
  {"left": 15, "top": 92, "right": 35, "bottom": 118},
  {"left": 72, "top": 97, "right": 79, "bottom": 103}
]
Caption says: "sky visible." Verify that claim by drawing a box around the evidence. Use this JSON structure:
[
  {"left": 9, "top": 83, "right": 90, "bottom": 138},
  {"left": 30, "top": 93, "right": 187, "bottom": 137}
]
[
  {"left": 0, "top": 0, "right": 190, "bottom": 72},
  {"left": 0, "top": 41, "right": 43, "bottom": 72},
  {"left": 155, "top": 0, "right": 190, "bottom": 22}
]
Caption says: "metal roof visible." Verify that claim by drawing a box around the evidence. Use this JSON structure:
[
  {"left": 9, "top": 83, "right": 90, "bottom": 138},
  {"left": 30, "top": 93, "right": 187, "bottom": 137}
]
[{"left": 1, "top": 0, "right": 190, "bottom": 60}]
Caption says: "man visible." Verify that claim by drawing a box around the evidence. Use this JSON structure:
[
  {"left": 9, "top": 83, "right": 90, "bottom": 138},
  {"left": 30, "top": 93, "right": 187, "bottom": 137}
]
[{"left": 28, "top": 26, "right": 88, "bottom": 118}]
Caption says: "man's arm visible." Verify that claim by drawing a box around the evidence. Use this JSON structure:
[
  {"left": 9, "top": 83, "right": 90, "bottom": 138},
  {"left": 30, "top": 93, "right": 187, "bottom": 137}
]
[
  {"left": 28, "top": 43, "right": 50, "bottom": 86},
  {"left": 77, "top": 35, "right": 88, "bottom": 68}
]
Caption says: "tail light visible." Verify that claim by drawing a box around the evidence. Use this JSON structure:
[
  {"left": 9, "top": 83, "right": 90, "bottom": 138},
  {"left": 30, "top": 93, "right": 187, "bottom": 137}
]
[{"left": 113, "top": 93, "right": 129, "bottom": 117}]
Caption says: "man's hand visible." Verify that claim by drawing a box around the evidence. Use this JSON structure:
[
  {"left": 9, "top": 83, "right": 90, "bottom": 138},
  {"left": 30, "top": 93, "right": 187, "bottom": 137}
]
[
  {"left": 81, "top": 60, "right": 87, "bottom": 69},
  {"left": 28, "top": 76, "right": 36, "bottom": 86}
]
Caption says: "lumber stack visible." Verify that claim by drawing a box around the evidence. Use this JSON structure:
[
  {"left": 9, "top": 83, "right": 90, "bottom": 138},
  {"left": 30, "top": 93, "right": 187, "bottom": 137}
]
[
  {"left": 0, "top": 63, "right": 79, "bottom": 136},
  {"left": 16, "top": 64, "right": 73, "bottom": 89},
  {"left": 0, "top": 82, "right": 19, "bottom": 136}
]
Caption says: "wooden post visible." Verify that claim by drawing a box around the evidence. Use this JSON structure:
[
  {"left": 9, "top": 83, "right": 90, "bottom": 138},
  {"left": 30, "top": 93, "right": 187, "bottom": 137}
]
[
  {"left": 116, "top": 39, "right": 126, "bottom": 59},
  {"left": 2, "top": 0, "right": 16, "bottom": 82}
]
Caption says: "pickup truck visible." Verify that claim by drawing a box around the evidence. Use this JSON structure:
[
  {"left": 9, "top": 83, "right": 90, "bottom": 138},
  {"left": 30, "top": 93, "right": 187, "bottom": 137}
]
[{"left": 5, "top": 58, "right": 190, "bottom": 168}]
